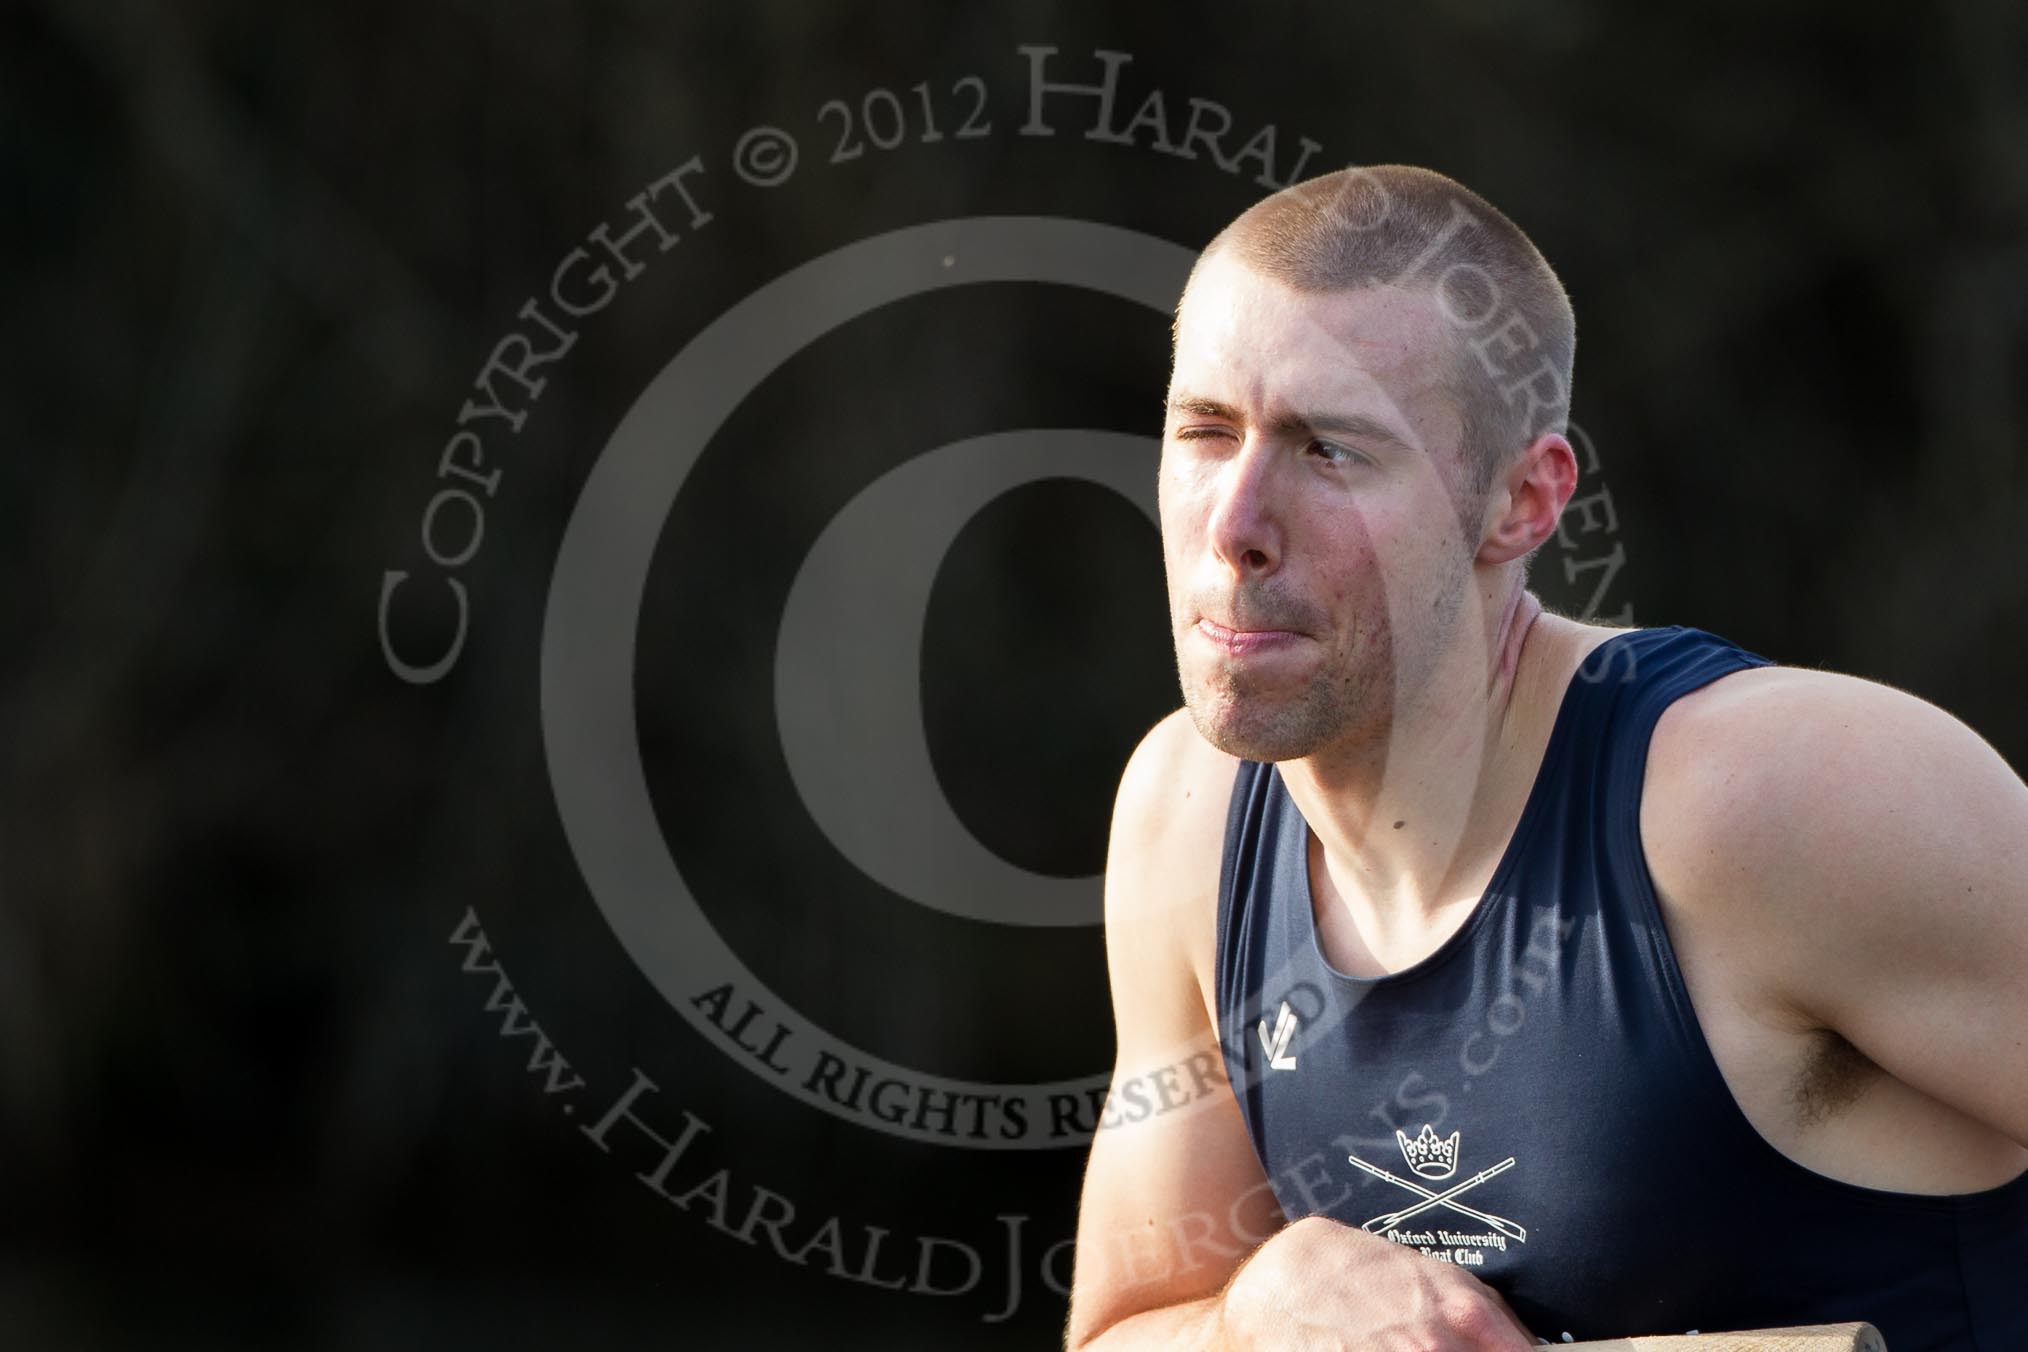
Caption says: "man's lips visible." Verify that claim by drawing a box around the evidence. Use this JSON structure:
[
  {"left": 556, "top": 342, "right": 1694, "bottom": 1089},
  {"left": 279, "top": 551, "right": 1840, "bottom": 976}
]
[{"left": 1195, "top": 618, "right": 1305, "bottom": 655}]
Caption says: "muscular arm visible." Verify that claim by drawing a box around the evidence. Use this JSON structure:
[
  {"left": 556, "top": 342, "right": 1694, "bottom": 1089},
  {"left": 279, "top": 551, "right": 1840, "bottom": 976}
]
[
  {"left": 1065, "top": 712, "right": 1535, "bottom": 1351},
  {"left": 1646, "top": 668, "right": 2028, "bottom": 1163},
  {"left": 1064, "top": 710, "right": 1278, "bottom": 1348}
]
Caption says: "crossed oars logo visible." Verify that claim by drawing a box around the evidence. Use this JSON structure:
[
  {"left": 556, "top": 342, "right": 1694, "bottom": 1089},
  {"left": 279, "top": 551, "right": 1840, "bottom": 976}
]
[{"left": 1346, "top": 1124, "right": 1527, "bottom": 1243}]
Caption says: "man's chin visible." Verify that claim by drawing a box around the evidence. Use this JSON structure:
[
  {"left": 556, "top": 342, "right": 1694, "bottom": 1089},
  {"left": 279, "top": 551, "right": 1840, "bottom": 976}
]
[{"left": 1183, "top": 695, "right": 1326, "bottom": 764}]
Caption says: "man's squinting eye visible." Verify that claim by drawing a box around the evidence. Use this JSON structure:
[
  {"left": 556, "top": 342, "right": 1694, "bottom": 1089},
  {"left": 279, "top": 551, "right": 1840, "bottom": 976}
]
[
  {"left": 1166, "top": 423, "right": 1374, "bottom": 470},
  {"left": 1308, "top": 438, "right": 1370, "bottom": 467},
  {"left": 1170, "top": 427, "right": 1369, "bottom": 463}
]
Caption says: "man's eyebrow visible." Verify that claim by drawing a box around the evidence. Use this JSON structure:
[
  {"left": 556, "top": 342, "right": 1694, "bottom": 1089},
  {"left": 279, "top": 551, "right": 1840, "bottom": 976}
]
[
  {"left": 1163, "top": 393, "right": 1420, "bottom": 452},
  {"left": 1165, "top": 394, "right": 1245, "bottom": 424}
]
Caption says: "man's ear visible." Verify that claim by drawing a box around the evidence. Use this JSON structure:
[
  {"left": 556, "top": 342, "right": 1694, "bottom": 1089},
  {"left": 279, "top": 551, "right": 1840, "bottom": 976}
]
[{"left": 1477, "top": 432, "right": 1578, "bottom": 565}]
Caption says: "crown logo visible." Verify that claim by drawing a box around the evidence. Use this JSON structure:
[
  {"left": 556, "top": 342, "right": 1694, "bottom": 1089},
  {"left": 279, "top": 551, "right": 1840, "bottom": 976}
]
[{"left": 1395, "top": 1124, "right": 1461, "bottom": 1180}]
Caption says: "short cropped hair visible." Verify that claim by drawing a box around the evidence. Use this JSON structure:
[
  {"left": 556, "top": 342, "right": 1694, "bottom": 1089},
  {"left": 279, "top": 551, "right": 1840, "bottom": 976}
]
[{"left": 1181, "top": 164, "right": 1574, "bottom": 494}]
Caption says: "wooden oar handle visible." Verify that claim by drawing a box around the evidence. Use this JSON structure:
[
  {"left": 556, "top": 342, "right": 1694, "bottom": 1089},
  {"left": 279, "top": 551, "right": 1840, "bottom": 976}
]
[{"left": 1563, "top": 1322, "right": 1885, "bottom": 1351}]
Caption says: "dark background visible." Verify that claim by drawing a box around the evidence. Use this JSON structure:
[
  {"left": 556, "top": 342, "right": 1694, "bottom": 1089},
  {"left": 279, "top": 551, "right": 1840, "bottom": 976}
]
[{"left": 5, "top": 1, "right": 2025, "bottom": 1348}]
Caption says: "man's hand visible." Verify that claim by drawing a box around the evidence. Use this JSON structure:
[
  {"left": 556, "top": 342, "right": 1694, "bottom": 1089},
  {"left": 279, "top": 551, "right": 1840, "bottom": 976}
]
[{"left": 1217, "top": 1215, "right": 1536, "bottom": 1351}]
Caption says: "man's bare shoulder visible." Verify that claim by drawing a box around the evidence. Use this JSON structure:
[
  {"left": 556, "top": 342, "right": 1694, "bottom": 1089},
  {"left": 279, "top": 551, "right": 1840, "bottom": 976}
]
[
  {"left": 1112, "top": 708, "right": 1242, "bottom": 864},
  {"left": 1642, "top": 659, "right": 2028, "bottom": 1164},
  {"left": 1645, "top": 663, "right": 2017, "bottom": 879},
  {"left": 1105, "top": 709, "right": 1244, "bottom": 1014},
  {"left": 1643, "top": 661, "right": 2028, "bottom": 1004}
]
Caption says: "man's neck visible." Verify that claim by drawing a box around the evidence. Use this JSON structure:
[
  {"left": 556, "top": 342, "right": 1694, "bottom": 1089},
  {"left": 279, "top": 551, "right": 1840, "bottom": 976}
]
[{"left": 1276, "top": 582, "right": 1551, "bottom": 942}]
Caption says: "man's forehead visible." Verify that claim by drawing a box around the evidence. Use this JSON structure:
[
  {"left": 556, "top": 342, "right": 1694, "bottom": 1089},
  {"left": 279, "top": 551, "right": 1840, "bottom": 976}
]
[
  {"left": 1172, "top": 270, "right": 1450, "bottom": 420},
  {"left": 1173, "top": 258, "right": 1450, "bottom": 389}
]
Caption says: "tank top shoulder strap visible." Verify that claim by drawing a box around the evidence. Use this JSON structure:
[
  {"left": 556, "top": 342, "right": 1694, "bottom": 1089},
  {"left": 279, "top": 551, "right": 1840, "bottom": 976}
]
[
  {"left": 1215, "top": 756, "right": 1280, "bottom": 1049},
  {"left": 1216, "top": 757, "right": 1272, "bottom": 940},
  {"left": 1559, "top": 624, "right": 1775, "bottom": 884}
]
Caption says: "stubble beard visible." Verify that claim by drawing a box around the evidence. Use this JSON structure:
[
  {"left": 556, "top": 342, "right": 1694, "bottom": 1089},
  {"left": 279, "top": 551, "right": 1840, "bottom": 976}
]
[
  {"left": 1174, "top": 559, "right": 1476, "bottom": 765},
  {"left": 1176, "top": 629, "right": 1375, "bottom": 764}
]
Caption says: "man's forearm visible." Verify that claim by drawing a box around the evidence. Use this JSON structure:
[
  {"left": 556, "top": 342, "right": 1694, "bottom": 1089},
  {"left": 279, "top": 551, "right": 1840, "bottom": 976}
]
[{"left": 1068, "top": 1293, "right": 1229, "bottom": 1352}]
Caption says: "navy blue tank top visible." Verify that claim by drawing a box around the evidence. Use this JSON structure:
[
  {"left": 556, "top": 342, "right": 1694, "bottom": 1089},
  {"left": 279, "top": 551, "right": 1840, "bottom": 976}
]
[{"left": 1214, "top": 626, "right": 2028, "bottom": 1349}]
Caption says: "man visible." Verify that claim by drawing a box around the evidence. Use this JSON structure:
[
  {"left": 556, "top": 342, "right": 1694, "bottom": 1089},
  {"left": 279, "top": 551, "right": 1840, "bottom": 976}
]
[{"left": 1064, "top": 165, "right": 2028, "bottom": 1350}]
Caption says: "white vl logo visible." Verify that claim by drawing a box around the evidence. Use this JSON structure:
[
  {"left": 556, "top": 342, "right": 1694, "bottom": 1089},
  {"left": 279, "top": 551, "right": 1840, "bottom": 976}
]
[
  {"left": 1346, "top": 1124, "right": 1527, "bottom": 1243},
  {"left": 1257, "top": 1000, "right": 1299, "bottom": 1070}
]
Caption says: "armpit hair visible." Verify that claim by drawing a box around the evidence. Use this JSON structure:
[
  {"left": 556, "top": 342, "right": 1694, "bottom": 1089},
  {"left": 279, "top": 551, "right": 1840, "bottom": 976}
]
[{"left": 1790, "top": 1029, "right": 1880, "bottom": 1126}]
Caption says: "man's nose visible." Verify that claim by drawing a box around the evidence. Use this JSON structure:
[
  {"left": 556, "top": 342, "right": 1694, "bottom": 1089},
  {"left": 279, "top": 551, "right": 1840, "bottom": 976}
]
[{"left": 1206, "top": 438, "right": 1281, "bottom": 578}]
